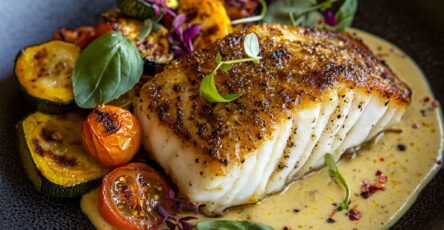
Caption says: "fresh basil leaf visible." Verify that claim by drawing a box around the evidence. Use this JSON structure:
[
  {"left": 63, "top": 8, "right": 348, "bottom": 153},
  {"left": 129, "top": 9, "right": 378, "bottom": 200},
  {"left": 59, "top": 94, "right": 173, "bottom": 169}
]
[
  {"left": 197, "top": 220, "right": 273, "bottom": 230},
  {"left": 265, "top": 0, "right": 315, "bottom": 24},
  {"left": 332, "top": 0, "right": 358, "bottom": 32},
  {"left": 73, "top": 32, "right": 143, "bottom": 108},
  {"left": 199, "top": 72, "right": 243, "bottom": 103},
  {"left": 244, "top": 33, "right": 260, "bottom": 58}
]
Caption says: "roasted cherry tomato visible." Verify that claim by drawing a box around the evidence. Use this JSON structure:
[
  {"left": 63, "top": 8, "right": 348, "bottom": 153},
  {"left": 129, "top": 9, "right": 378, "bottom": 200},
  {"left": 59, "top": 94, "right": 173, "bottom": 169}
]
[
  {"left": 222, "top": 0, "right": 259, "bottom": 20},
  {"left": 53, "top": 26, "right": 96, "bottom": 49},
  {"left": 99, "top": 163, "right": 175, "bottom": 230},
  {"left": 82, "top": 105, "right": 142, "bottom": 168}
]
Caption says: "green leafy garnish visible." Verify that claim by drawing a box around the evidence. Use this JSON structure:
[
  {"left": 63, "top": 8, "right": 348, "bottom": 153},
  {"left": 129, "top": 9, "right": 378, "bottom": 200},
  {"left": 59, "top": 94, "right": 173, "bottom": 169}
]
[
  {"left": 324, "top": 153, "right": 351, "bottom": 211},
  {"left": 265, "top": 0, "right": 358, "bottom": 32},
  {"left": 73, "top": 32, "right": 143, "bottom": 108},
  {"left": 199, "top": 33, "right": 262, "bottom": 103},
  {"left": 197, "top": 220, "right": 273, "bottom": 230},
  {"left": 325, "top": 0, "right": 358, "bottom": 32},
  {"left": 231, "top": 0, "right": 267, "bottom": 25}
]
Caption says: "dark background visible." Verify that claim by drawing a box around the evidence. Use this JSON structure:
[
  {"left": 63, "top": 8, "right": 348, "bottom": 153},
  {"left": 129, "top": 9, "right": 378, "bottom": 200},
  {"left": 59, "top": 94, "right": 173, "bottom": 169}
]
[{"left": 0, "top": 0, "right": 443, "bottom": 229}]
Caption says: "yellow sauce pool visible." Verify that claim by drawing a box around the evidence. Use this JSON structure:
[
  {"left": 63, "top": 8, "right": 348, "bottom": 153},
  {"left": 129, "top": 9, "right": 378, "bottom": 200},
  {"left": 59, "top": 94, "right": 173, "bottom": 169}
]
[{"left": 81, "top": 29, "right": 443, "bottom": 230}]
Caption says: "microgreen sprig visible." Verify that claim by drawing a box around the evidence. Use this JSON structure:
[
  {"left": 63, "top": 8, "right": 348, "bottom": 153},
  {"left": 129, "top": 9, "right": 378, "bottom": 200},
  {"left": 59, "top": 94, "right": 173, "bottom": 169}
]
[
  {"left": 199, "top": 33, "right": 261, "bottom": 103},
  {"left": 231, "top": 0, "right": 267, "bottom": 25},
  {"left": 324, "top": 153, "right": 351, "bottom": 211}
]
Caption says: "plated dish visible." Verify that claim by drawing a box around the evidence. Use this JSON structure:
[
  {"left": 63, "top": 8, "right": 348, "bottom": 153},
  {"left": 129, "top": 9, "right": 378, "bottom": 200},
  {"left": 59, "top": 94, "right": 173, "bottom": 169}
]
[{"left": 11, "top": 0, "right": 443, "bottom": 229}]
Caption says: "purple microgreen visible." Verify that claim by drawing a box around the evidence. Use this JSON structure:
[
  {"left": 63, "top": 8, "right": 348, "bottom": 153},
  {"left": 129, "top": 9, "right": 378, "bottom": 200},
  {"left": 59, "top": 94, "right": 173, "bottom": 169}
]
[
  {"left": 157, "top": 203, "right": 171, "bottom": 219},
  {"left": 324, "top": 10, "right": 337, "bottom": 26}
]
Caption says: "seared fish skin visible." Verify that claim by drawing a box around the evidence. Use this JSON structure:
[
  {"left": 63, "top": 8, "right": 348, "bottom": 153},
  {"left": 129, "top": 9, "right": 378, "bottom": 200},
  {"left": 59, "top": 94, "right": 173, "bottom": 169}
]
[{"left": 136, "top": 24, "right": 411, "bottom": 215}]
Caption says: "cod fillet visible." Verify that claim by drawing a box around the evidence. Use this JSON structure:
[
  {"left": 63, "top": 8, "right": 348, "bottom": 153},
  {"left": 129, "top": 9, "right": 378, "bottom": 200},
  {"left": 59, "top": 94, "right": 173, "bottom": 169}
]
[{"left": 135, "top": 24, "right": 411, "bottom": 215}]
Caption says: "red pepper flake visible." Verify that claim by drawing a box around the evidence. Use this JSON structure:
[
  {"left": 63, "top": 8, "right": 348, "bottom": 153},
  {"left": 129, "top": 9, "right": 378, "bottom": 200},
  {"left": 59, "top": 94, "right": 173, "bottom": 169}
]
[
  {"left": 432, "top": 100, "right": 439, "bottom": 108},
  {"left": 283, "top": 227, "right": 291, "bottom": 230},
  {"left": 379, "top": 157, "right": 385, "bottom": 162},
  {"left": 360, "top": 171, "right": 388, "bottom": 199},
  {"left": 353, "top": 228, "right": 358, "bottom": 230},
  {"left": 411, "top": 123, "right": 419, "bottom": 129},
  {"left": 423, "top": 96, "right": 430, "bottom": 103},
  {"left": 348, "top": 206, "right": 361, "bottom": 221}
]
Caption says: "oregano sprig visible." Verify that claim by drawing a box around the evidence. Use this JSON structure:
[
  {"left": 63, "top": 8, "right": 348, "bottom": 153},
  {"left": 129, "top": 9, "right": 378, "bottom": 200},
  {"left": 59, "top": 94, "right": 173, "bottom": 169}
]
[
  {"left": 199, "top": 33, "right": 262, "bottom": 103},
  {"left": 324, "top": 153, "right": 351, "bottom": 211}
]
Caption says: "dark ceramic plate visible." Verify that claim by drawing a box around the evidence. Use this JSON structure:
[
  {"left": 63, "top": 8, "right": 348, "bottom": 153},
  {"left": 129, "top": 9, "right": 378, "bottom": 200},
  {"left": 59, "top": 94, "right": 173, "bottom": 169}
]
[{"left": 1, "top": 0, "right": 443, "bottom": 229}]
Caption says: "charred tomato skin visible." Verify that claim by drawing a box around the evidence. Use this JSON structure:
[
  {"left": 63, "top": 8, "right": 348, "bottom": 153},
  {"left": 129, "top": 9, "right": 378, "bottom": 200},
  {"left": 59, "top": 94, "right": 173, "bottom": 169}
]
[
  {"left": 99, "top": 163, "right": 175, "bottom": 230},
  {"left": 81, "top": 105, "right": 142, "bottom": 168}
]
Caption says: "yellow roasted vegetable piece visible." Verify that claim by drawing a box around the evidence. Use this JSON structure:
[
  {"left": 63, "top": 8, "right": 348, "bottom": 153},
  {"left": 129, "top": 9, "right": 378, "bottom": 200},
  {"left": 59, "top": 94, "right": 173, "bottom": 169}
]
[{"left": 179, "top": 0, "right": 232, "bottom": 50}]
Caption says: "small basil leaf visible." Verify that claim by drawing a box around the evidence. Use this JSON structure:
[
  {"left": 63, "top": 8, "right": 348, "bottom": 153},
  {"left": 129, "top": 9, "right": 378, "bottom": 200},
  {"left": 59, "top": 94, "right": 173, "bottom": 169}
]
[
  {"left": 332, "top": 0, "right": 358, "bottom": 32},
  {"left": 244, "top": 33, "right": 260, "bottom": 58},
  {"left": 73, "top": 32, "right": 143, "bottom": 108},
  {"left": 197, "top": 220, "right": 273, "bottom": 230},
  {"left": 199, "top": 73, "right": 242, "bottom": 103},
  {"left": 216, "top": 53, "right": 222, "bottom": 64},
  {"left": 138, "top": 19, "right": 153, "bottom": 41},
  {"left": 220, "top": 63, "right": 232, "bottom": 72}
]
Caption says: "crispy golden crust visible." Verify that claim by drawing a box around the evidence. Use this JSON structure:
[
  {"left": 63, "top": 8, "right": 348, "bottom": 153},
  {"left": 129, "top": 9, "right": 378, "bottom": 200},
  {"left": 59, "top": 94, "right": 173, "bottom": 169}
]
[{"left": 138, "top": 24, "right": 411, "bottom": 167}]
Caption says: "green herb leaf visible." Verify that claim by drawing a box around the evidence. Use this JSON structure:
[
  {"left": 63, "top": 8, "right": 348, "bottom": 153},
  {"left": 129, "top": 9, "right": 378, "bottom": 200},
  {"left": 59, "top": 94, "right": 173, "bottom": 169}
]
[
  {"left": 231, "top": 0, "right": 267, "bottom": 25},
  {"left": 199, "top": 34, "right": 262, "bottom": 103},
  {"left": 324, "top": 153, "right": 351, "bottom": 211},
  {"left": 220, "top": 63, "right": 232, "bottom": 73},
  {"left": 197, "top": 220, "right": 273, "bottom": 230},
  {"left": 216, "top": 53, "right": 222, "bottom": 64},
  {"left": 73, "top": 32, "right": 143, "bottom": 108},
  {"left": 244, "top": 33, "right": 260, "bottom": 58},
  {"left": 138, "top": 19, "right": 153, "bottom": 40},
  {"left": 331, "top": 0, "right": 358, "bottom": 32},
  {"left": 265, "top": 0, "right": 316, "bottom": 25},
  {"left": 199, "top": 72, "right": 243, "bottom": 103}
]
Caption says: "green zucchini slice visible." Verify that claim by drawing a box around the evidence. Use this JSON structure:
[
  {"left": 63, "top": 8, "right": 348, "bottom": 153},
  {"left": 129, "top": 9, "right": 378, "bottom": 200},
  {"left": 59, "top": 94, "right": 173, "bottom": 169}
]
[
  {"left": 101, "top": 9, "right": 174, "bottom": 75},
  {"left": 15, "top": 41, "right": 80, "bottom": 114},
  {"left": 18, "top": 112, "right": 108, "bottom": 197}
]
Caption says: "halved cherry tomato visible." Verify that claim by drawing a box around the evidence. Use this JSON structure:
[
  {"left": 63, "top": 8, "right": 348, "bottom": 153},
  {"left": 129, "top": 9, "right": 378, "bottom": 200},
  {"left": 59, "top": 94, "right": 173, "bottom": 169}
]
[
  {"left": 81, "top": 105, "right": 142, "bottom": 168},
  {"left": 99, "top": 163, "right": 175, "bottom": 230},
  {"left": 53, "top": 26, "right": 96, "bottom": 49}
]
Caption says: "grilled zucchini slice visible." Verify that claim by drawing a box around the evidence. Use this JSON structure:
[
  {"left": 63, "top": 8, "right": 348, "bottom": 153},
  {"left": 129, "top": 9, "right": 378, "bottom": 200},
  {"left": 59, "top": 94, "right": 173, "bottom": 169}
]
[
  {"left": 101, "top": 9, "right": 174, "bottom": 74},
  {"left": 18, "top": 112, "right": 108, "bottom": 197},
  {"left": 15, "top": 41, "right": 80, "bottom": 114}
]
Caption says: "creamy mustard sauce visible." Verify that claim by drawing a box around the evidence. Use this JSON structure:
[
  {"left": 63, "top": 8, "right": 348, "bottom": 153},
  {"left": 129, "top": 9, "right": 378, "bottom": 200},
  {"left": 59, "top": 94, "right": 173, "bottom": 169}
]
[{"left": 81, "top": 29, "right": 443, "bottom": 230}]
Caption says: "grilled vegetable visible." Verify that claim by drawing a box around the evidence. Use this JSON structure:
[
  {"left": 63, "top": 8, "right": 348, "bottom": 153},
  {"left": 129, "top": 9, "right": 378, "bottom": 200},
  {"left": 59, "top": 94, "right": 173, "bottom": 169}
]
[
  {"left": 81, "top": 105, "right": 142, "bottom": 168},
  {"left": 178, "top": 0, "right": 232, "bottom": 50},
  {"left": 15, "top": 41, "right": 80, "bottom": 114},
  {"left": 53, "top": 26, "right": 96, "bottom": 49},
  {"left": 101, "top": 9, "right": 174, "bottom": 74},
  {"left": 99, "top": 163, "right": 175, "bottom": 230},
  {"left": 18, "top": 112, "right": 108, "bottom": 197},
  {"left": 119, "top": 0, "right": 156, "bottom": 19}
]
